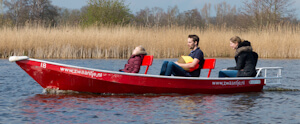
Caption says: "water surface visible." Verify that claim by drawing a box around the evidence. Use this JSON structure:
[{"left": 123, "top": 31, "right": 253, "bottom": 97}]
[{"left": 1, "top": 58, "right": 300, "bottom": 123}]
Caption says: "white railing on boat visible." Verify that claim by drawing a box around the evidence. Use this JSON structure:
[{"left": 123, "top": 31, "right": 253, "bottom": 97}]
[{"left": 256, "top": 67, "right": 283, "bottom": 85}]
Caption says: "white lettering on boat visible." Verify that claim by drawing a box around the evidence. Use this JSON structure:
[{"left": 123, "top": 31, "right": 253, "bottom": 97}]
[
  {"left": 212, "top": 81, "right": 245, "bottom": 86},
  {"left": 60, "top": 67, "right": 102, "bottom": 78},
  {"left": 40, "top": 63, "right": 47, "bottom": 68}
]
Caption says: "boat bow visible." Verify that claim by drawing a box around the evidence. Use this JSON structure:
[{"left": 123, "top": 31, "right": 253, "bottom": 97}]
[{"left": 9, "top": 56, "right": 29, "bottom": 62}]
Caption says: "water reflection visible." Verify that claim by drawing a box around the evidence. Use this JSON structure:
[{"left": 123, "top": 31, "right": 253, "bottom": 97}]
[
  {"left": 17, "top": 91, "right": 285, "bottom": 123},
  {"left": 229, "top": 93, "right": 262, "bottom": 112},
  {"left": 21, "top": 94, "right": 163, "bottom": 123},
  {"left": 172, "top": 93, "right": 262, "bottom": 123},
  {"left": 174, "top": 95, "right": 220, "bottom": 123}
]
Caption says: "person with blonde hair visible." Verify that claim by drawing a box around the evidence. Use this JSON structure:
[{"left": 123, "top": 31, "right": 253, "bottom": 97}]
[
  {"left": 219, "top": 36, "right": 258, "bottom": 77},
  {"left": 119, "top": 46, "right": 147, "bottom": 73}
]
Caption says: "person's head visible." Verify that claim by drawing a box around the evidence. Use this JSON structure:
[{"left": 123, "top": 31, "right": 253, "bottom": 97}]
[
  {"left": 229, "top": 36, "right": 242, "bottom": 50},
  {"left": 187, "top": 35, "right": 199, "bottom": 50},
  {"left": 132, "top": 45, "right": 146, "bottom": 55}
]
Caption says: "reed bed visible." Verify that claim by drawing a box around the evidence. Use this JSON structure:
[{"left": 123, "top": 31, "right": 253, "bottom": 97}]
[{"left": 0, "top": 25, "right": 299, "bottom": 59}]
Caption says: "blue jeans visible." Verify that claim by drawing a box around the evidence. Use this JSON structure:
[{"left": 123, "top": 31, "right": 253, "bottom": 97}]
[
  {"left": 160, "top": 61, "right": 191, "bottom": 77},
  {"left": 218, "top": 70, "right": 238, "bottom": 77}
]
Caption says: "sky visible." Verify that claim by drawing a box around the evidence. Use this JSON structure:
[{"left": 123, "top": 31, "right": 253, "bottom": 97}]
[{"left": 51, "top": 0, "right": 300, "bottom": 18}]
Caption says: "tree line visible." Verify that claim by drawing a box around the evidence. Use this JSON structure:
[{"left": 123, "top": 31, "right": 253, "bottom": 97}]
[{"left": 0, "top": 0, "right": 298, "bottom": 29}]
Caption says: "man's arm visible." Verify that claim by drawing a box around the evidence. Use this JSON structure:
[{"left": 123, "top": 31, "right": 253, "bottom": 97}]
[{"left": 175, "top": 58, "right": 200, "bottom": 69}]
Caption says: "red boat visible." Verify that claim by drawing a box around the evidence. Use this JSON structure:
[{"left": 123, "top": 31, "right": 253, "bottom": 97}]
[{"left": 9, "top": 56, "right": 282, "bottom": 94}]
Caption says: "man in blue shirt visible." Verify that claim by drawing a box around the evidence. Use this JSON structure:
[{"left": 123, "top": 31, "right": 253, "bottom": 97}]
[{"left": 160, "top": 35, "right": 204, "bottom": 77}]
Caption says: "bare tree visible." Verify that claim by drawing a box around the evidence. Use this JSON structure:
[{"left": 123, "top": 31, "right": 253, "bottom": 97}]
[
  {"left": 67, "top": 9, "right": 81, "bottom": 26},
  {"left": 134, "top": 7, "right": 151, "bottom": 26},
  {"left": 201, "top": 3, "right": 211, "bottom": 25},
  {"left": 0, "top": 0, "right": 3, "bottom": 26},
  {"left": 28, "top": 0, "right": 59, "bottom": 26},
  {"left": 166, "top": 6, "right": 179, "bottom": 26},
  {"left": 242, "top": 0, "right": 296, "bottom": 27},
  {"left": 214, "top": 1, "right": 237, "bottom": 27},
  {"left": 151, "top": 7, "right": 164, "bottom": 27},
  {"left": 182, "top": 9, "right": 204, "bottom": 28},
  {"left": 4, "top": 0, "right": 58, "bottom": 27},
  {"left": 0, "top": 0, "right": 3, "bottom": 14},
  {"left": 4, "top": 0, "right": 30, "bottom": 27}
]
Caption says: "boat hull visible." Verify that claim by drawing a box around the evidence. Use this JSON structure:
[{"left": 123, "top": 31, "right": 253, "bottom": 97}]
[{"left": 15, "top": 59, "right": 265, "bottom": 94}]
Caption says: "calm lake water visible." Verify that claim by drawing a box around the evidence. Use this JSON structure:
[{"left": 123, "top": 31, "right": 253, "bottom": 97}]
[{"left": 1, "top": 58, "right": 300, "bottom": 123}]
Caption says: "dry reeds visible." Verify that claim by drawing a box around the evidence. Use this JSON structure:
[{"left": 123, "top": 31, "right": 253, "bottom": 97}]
[{"left": 0, "top": 24, "right": 299, "bottom": 59}]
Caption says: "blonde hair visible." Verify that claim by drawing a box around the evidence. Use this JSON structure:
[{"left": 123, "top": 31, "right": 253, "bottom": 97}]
[
  {"left": 137, "top": 45, "right": 146, "bottom": 52},
  {"left": 230, "top": 36, "right": 244, "bottom": 44}
]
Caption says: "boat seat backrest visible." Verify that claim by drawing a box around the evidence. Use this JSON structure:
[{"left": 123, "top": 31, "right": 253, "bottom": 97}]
[
  {"left": 202, "top": 59, "right": 216, "bottom": 78},
  {"left": 142, "top": 55, "right": 153, "bottom": 74}
]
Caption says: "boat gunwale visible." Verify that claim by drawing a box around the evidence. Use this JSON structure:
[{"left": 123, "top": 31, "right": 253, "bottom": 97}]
[{"left": 22, "top": 58, "right": 271, "bottom": 81}]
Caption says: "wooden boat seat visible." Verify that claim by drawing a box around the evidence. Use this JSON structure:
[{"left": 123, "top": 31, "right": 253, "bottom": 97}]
[
  {"left": 202, "top": 59, "right": 216, "bottom": 78},
  {"left": 142, "top": 55, "right": 153, "bottom": 74}
]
